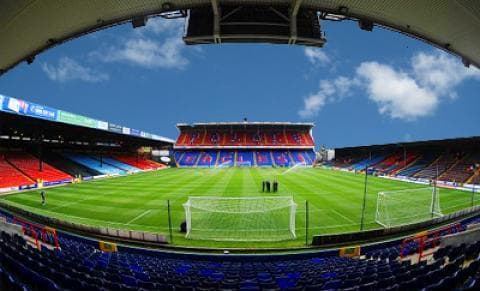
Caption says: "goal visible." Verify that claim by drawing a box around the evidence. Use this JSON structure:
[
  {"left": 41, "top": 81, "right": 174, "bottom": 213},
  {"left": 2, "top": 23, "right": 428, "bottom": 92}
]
[
  {"left": 375, "top": 187, "right": 442, "bottom": 228},
  {"left": 183, "top": 196, "right": 297, "bottom": 241}
]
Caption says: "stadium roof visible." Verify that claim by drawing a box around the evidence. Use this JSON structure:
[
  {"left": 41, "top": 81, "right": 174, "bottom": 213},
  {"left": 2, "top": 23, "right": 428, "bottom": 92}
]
[
  {"left": 177, "top": 122, "right": 314, "bottom": 129},
  {"left": 336, "top": 136, "right": 480, "bottom": 152},
  {"left": 0, "top": 93, "right": 175, "bottom": 144},
  {"left": 1, "top": 0, "right": 479, "bottom": 75}
]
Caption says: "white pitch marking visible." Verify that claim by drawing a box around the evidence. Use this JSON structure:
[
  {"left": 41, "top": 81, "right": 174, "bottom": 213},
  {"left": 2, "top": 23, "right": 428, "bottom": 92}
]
[
  {"left": 126, "top": 209, "right": 152, "bottom": 225},
  {"left": 330, "top": 209, "right": 356, "bottom": 223}
]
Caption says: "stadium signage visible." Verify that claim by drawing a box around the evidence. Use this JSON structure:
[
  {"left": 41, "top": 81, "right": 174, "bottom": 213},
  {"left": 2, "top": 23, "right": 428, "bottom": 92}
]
[
  {"left": 108, "top": 123, "right": 123, "bottom": 133},
  {"left": 0, "top": 95, "right": 57, "bottom": 121},
  {"left": 57, "top": 110, "right": 98, "bottom": 129},
  {"left": 0, "top": 93, "right": 173, "bottom": 143}
]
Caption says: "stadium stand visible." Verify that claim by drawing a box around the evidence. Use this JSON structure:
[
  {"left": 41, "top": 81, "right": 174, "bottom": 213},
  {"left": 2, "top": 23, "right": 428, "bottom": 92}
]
[
  {"left": 272, "top": 151, "right": 292, "bottom": 167},
  {"left": 62, "top": 153, "right": 126, "bottom": 175},
  {"left": 395, "top": 152, "right": 439, "bottom": 177},
  {"left": 414, "top": 153, "right": 460, "bottom": 180},
  {"left": 440, "top": 152, "right": 480, "bottom": 183},
  {"left": 236, "top": 150, "right": 254, "bottom": 167},
  {"left": 42, "top": 151, "right": 100, "bottom": 178},
  {"left": 114, "top": 155, "right": 164, "bottom": 170},
  {"left": 0, "top": 155, "right": 33, "bottom": 188},
  {"left": 350, "top": 155, "right": 385, "bottom": 171},
  {"left": 196, "top": 151, "right": 217, "bottom": 167},
  {"left": 255, "top": 150, "right": 273, "bottom": 167},
  {"left": 371, "top": 152, "right": 418, "bottom": 175},
  {"left": 90, "top": 156, "right": 140, "bottom": 172},
  {"left": 174, "top": 123, "right": 316, "bottom": 168},
  {"left": 218, "top": 151, "right": 235, "bottom": 167},
  {"left": 5, "top": 152, "right": 71, "bottom": 183},
  {"left": 176, "top": 151, "right": 200, "bottom": 167},
  {"left": 2, "top": 210, "right": 480, "bottom": 291}
]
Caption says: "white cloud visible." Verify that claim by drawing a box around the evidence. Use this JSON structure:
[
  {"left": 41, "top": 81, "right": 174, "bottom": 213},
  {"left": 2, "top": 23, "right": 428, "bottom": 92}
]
[
  {"left": 304, "top": 47, "right": 330, "bottom": 66},
  {"left": 356, "top": 61, "right": 438, "bottom": 120},
  {"left": 299, "top": 50, "right": 479, "bottom": 121},
  {"left": 101, "top": 37, "right": 188, "bottom": 69},
  {"left": 41, "top": 57, "right": 109, "bottom": 82},
  {"left": 412, "top": 51, "right": 480, "bottom": 98},
  {"left": 298, "top": 76, "right": 356, "bottom": 118},
  {"left": 356, "top": 51, "right": 479, "bottom": 120},
  {"left": 93, "top": 17, "right": 189, "bottom": 70}
]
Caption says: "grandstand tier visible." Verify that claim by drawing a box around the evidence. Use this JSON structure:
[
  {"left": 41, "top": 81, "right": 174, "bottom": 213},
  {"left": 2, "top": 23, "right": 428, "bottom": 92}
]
[
  {"left": 173, "top": 122, "right": 316, "bottom": 168},
  {"left": 5, "top": 151, "right": 71, "bottom": 183},
  {"left": 2, "top": 208, "right": 480, "bottom": 290},
  {"left": 175, "top": 122, "right": 315, "bottom": 149},
  {"left": 327, "top": 137, "right": 480, "bottom": 186},
  {"left": 0, "top": 155, "right": 33, "bottom": 188}
]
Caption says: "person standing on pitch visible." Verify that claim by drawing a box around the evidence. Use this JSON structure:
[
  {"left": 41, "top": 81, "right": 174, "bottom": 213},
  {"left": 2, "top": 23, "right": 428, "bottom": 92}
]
[
  {"left": 40, "top": 190, "right": 46, "bottom": 206},
  {"left": 273, "top": 179, "right": 278, "bottom": 192}
]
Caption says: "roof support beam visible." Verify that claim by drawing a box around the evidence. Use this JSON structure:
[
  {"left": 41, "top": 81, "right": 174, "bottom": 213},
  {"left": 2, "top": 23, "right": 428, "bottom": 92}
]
[
  {"left": 289, "top": 0, "right": 304, "bottom": 44},
  {"left": 211, "top": 0, "right": 221, "bottom": 43}
]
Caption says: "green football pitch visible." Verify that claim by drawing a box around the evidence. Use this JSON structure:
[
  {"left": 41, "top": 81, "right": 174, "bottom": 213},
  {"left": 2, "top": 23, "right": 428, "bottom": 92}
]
[{"left": 0, "top": 167, "right": 477, "bottom": 249}]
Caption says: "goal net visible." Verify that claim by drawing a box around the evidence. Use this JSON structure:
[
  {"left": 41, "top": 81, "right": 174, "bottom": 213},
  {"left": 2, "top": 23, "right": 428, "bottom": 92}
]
[
  {"left": 375, "top": 187, "right": 442, "bottom": 228},
  {"left": 183, "top": 196, "right": 297, "bottom": 241}
]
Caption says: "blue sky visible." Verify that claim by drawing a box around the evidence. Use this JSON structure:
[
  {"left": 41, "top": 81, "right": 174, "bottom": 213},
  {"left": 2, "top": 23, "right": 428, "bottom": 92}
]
[{"left": 0, "top": 17, "right": 479, "bottom": 148}]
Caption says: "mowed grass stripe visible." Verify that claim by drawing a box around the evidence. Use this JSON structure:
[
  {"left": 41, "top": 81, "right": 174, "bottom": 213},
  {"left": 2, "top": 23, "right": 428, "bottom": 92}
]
[{"left": 0, "top": 167, "right": 475, "bottom": 248}]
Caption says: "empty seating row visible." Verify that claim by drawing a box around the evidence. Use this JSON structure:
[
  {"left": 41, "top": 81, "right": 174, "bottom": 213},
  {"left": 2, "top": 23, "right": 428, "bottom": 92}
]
[
  {"left": 176, "top": 130, "right": 315, "bottom": 147},
  {"left": 0, "top": 156, "right": 33, "bottom": 188},
  {"left": 5, "top": 152, "right": 71, "bottom": 183},
  {"left": 114, "top": 155, "right": 164, "bottom": 170},
  {"left": 440, "top": 152, "right": 480, "bottom": 183},
  {"left": 414, "top": 153, "right": 460, "bottom": 180},
  {"left": 175, "top": 150, "right": 316, "bottom": 167},
  {"left": 2, "top": 225, "right": 480, "bottom": 291},
  {"left": 62, "top": 153, "right": 126, "bottom": 175}
]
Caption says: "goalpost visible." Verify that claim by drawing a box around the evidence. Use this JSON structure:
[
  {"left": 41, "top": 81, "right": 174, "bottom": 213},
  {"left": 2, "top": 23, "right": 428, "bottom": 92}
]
[
  {"left": 183, "top": 196, "right": 297, "bottom": 241},
  {"left": 375, "top": 187, "right": 442, "bottom": 228}
]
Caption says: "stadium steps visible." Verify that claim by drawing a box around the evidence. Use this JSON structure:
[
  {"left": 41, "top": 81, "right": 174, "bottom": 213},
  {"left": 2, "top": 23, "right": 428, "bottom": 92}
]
[
  {"left": 270, "top": 151, "right": 276, "bottom": 167},
  {"left": 466, "top": 169, "right": 480, "bottom": 184},
  {"left": 438, "top": 157, "right": 464, "bottom": 181},
  {"left": 194, "top": 153, "right": 201, "bottom": 167},
  {"left": 413, "top": 155, "right": 442, "bottom": 178},
  {"left": 0, "top": 156, "right": 34, "bottom": 188},
  {"left": 233, "top": 151, "right": 237, "bottom": 167},
  {"left": 288, "top": 151, "right": 295, "bottom": 164},
  {"left": 92, "top": 156, "right": 140, "bottom": 172},
  {"left": 252, "top": 151, "right": 257, "bottom": 166},
  {"left": 39, "top": 152, "right": 100, "bottom": 177},
  {"left": 214, "top": 151, "right": 220, "bottom": 167},
  {"left": 4, "top": 157, "right": 37, "bottom": 183},
  {"left": 176, "top": 152, "right": 186, "bottom": 167},
  {"left": 391, "top": 155, "right": 421, "bottom": 175}
]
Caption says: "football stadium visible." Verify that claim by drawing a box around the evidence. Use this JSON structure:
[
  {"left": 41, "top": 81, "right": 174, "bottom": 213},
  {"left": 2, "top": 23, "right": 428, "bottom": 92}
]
[{"left": 1, "top": 1, "right": 480, "bottom": 290}]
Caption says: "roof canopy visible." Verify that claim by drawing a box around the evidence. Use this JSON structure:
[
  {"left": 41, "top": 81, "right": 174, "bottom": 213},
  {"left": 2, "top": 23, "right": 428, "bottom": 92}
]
[
  {"left": 176, "top": 122, "right": 314, "bottom": 131},
  {"left": 1, "top": 0, "right": 479, "bottom": 74}
]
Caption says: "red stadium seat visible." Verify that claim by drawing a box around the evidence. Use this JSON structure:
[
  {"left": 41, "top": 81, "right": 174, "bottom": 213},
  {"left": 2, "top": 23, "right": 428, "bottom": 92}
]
[{"left": 5, "top": 152, "right": 71, "bottom": 183}]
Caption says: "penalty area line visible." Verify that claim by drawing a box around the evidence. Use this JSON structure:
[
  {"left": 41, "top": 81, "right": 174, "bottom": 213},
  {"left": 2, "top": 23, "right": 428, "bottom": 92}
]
[
  {"left": 126, "top": 210, "right": 152, "bottom": 225},
  {"left": 330, "top": 209, "right": 356, "bottom": 224}
]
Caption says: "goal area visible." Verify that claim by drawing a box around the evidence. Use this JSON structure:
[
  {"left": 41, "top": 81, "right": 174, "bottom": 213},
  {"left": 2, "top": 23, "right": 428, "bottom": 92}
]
[
  {"left": 375, "top": 187, "right": 442, "bottom": 228},
  {"left": 183, "top": 196, "right": 297, "bottom": 241}
]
